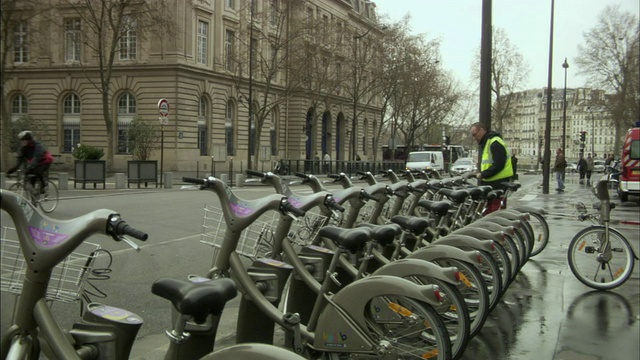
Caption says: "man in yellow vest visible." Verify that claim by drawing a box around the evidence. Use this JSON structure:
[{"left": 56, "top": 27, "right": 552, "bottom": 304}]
[{"left": 470, "top": 122, "right": 514, "bottom": 213}]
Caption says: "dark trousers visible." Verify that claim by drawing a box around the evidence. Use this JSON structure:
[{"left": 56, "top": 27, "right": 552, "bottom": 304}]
[
  {"left": 586, "top": 170, "right": 592, "bottom": 181},
  {"left": 26, "top": 163, "right": 50, "bottom": 192},
  {"left": 579, "top": 170, "right": 586, "bottom": 181}
]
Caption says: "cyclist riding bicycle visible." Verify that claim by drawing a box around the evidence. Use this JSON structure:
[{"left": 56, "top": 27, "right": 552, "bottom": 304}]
[{"left": 7, "top": 130, "right": 54, "bottom": 194}]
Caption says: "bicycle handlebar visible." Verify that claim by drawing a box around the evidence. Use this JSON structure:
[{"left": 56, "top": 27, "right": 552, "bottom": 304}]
[
  {"left": 246, "top": 169, "right": 265, "bottom": 178},
  {"left": 294, "top": 172, "right": 307, "bottom": 179},
  {"left": 110, "top": 217, "right": 148, "bottom": 241},
  {"left": 183, "top": 176, "right": 206, "bottom": 185}
]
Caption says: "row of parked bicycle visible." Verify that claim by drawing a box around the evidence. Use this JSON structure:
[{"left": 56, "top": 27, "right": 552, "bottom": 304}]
[{"left": 0, "top": 168, "right": 563, "bottom": 359}]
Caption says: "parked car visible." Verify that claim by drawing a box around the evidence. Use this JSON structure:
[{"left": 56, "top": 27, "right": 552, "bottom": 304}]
[
  {"left": 593, "top": 160, "right": 606, "bottom": 173},
  {"left": 449, "top": 157, "right": 477, "bottom": 176},
  {"left": 567, "top": 162, "right": 578, "bottom": 173}
]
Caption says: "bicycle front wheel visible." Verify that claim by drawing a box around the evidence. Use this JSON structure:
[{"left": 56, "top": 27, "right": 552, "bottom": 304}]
[
  {"left": 35, "top": 180, "right": 59, "bottom": 213},
  {"left": 568, "top": 226, "right": 636, "bottom": 290},
  {"left": 527, "top": 211, "right": 550, "bottom": 257},
  {"left": 365, "top": 295, "right": 452, "bottom": 360}
]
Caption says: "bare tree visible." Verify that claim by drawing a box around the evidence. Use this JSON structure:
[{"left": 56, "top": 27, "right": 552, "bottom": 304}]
[
  {"left": 471, "top": 26, "right": 531, "bottom": 132},
  {"left": 378, "top": 18, "right": 461, "bottom": 154},
  {"left": 56, "top": 0, "right": 180, "bottom": 169},
  {"left": 229, "top": 0, "right": 307, "bottom": 170},
  {"left": 575, "top": 4, "right": 640, "bottom": 153}
]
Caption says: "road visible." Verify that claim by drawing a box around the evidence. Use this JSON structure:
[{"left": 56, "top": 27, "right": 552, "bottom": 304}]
[{"left": 1, "top": 172, "right": 638, "bottom": 359}]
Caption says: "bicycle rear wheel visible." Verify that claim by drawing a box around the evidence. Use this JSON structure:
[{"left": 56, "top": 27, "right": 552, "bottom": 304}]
[
  {"left": 35, "top": 180, "right": 59, "bottom": 213},
  {"left": 568, "top": 226, "right": 635, "bottom": 290},
  {"left": 365, "top": 295, "right": 452, "bottom": 360}
]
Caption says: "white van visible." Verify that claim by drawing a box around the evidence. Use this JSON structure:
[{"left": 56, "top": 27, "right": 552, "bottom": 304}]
[{"left": 405, "top": 151, "right": 445, "bottom": 174}]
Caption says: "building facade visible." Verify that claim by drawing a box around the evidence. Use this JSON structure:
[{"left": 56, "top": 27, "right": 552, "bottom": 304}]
[
  {"left": 3, "top": 0, "right": 385, "bottom": 172},
  {"left": 502, "top": 87, "right": 617, "bottom": 169}
]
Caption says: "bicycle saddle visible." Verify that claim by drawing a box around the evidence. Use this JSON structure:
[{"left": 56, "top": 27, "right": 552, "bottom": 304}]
[
  {"left": 466, "top": 187, "right": 484, "bottom": 201},
  {"left": 438, "top": 188, "right": 469, "bottom": 203},
  {"left": 390, "top": 215, "right": 431, "bottom": 235},
  {"left": 152, "top": 278, "right": 237, "bottom": 323},
  {"left": 318, "top": 226, "right": 371, "bottom": 253},
  {"left": 416, "top": 200, "right": 452, "bottom": 217},
  {"left": 356, "top": 223, "right": 402, "bottom": 246}
]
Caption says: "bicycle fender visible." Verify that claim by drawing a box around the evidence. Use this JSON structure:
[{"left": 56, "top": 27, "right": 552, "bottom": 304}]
[
  {"left": 452, "top": 227, "right": 503, "bottom": 242},
  {"left": 433, "top": 235, "right": 494, "bottom": 253},
  {"left": 203, "top": 343, "right": 306, "bottom": 360},
  {"left": 371, "top": 258, "right": 459, "bottom": 287},
  {"left": 408, "top": 244, "right": 483, "bottom": 266},
  {"left": 485, "top": 209, "right": 530, "bottom": 221},
  {"left": 320, "top": 275, "right": 442, "bottom": 343},
  {"left": 511, "top": 204, "right": 547, "bottom": 215}
]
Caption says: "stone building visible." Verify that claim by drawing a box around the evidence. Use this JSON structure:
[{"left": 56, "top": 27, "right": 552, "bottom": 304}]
[
  {"left": 501, "top": 87, "right": 616, "bottom": 169},
  {"left": 3, "top": 0, "right": 385, "bottom": 172}
]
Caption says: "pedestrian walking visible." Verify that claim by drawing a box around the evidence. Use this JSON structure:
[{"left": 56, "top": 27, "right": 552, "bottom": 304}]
[
  {"left": 577, "top": 154, "right": 587, "bottom": 184},
  {"left": 323, "top": 152, "right": 331, "bottom": 174},
  {"left": 554, "top": 148, "right": 568, "bottom": 192}
]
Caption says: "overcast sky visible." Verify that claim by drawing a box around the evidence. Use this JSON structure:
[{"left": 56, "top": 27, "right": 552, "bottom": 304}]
[{"left": 374, "top": 0, "right": 639, "bottom": 91}]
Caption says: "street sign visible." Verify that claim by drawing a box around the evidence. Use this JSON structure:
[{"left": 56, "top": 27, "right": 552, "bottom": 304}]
[
  {"left": 159, "top": 116, "right": 169, "bottom": 125},
  {"left": 158, "top": 98, "right": 170, "bottom": 117}
]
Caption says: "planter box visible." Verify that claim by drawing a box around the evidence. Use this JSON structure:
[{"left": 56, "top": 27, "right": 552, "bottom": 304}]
[
  {"left": 127, "top": 160, "right": 158, "bottom": 188},
  {"left": 74, "top": 160, "right": 106, "bottom": 189}
]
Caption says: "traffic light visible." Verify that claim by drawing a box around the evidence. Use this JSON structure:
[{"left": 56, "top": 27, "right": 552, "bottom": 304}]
[{"left": 579, "top": 131, "right": 586, "bottom": 142}]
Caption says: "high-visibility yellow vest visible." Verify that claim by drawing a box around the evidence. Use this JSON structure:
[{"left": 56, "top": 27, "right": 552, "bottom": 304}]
[{"left": 481, "top": 136, "right": 514, "bottom": 182}]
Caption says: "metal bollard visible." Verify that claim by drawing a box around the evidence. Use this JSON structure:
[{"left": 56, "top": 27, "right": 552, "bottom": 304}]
[
  {"left": 235, "top": 174, "right": 244, "bottom": 188},
  {"left": 115, "top": 173, "right": 126, "bottom": 189},
  {"left": 57, "top": 172, "right": 69, "bottom": 190},
  {"left": 163, "top": 172, "right": 173, "bottom": 189},
  {"left": 0, "top": 173, "right": 5, "bottom": 189},
  {"left": 220, "top": 174, "right": 229, "bottom": 185}
]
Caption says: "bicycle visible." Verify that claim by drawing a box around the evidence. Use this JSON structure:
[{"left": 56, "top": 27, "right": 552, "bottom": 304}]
[
  {"left": 0, "top": 190, "right": 306, "bottom": 360},
  {"left": 7, "top": 169, "right": 59, "bottom": 213},
  {"left": 567, "top": 179, "right": 639, "bottom": 290},
  {"left": 184, "top": 175, "right": 454, "bottom": 359}
]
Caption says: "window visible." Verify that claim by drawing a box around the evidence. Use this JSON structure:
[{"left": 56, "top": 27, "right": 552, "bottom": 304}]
[
  {"left": 63, "top": 94, "right": 81, "bottom": 153},
  {"left": 119, "top": 16, "right": 137, "bottom": 60},
  {"left": 65, "top": 18, "right": 81, "bottom": 62},
  {"left": 270, "top": 44, "right": 278, "bottom": 82},
  {"left": 225, "top": 101, "right": 235, "bottom": 156},
  {"left": 14, "top": 21, "right": 28, "bottom": 63},
  {"left": 197, "top": 20, "right": 208, "bottom": 65},
  {"left": 117, "top": 93, "right": 136, "bottom": 154},
  {"left": 322, "top": 15, "right": 329, "bottom": 42},
  {"left": 198, "top": 97, "right": 208, "bottom": 156},
  {"left": 306, "top": 8, "right": 314, "bottom": 34},
  {"left": 270, "top": 0, "right": 278, "bottom": 26},
  {"left": 225, "top": 30, "right": 235, "bottom": 72},
  {"left": 11, "top": 94, "right": 27, "bottom": 123},
  {"left": 250, "top": 0, "right": 257, "bottom": 15},
  {"left": 226, "top": 0, "right": 234, "bottom": 9},
  {"left": 363, "top": 119, "right": 368, "bottom": 155}
]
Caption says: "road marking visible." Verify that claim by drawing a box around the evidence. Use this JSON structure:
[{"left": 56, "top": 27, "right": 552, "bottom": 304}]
[{"left": 520, "top": 194, "right": 537, "bottom": 201}]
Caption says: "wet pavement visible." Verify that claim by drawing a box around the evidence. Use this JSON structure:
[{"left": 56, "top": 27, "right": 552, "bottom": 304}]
[{"left": 1, "top": 172, "right": 638, "bottom": 359}]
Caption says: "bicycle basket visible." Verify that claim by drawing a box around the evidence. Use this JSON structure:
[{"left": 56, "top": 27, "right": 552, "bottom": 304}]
[
  {"left": 287, "top": 210, "right": 327, "bottom": 247},
  {"left": 201, "top": 205, "right": 277, "bottom": 262},
  {"left": 1, "top": 226, "right": 101, "bottom": 303}
]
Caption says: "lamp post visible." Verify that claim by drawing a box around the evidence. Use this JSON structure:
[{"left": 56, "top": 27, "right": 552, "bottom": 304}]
[
  {"left": 587, "top": 106, "right": 596, "bottom": 158},
  {"left": 247, "top": 0, "right": 255, "bottom": 171},
  {"left": 351, "top": 29, "right": 371, "bottom": 162},
  {"left": 561, "top": 58, "right": 568, "bottom": 180}
]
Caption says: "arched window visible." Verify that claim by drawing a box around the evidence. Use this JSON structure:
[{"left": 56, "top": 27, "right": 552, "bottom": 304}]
[
  {"left": 11, "top": 94, "right": 28, "bottom": 121},
  {"left": 198, "top": 96, "right": 208, "bottom": 156},
  {"left": 63, "top": 94, "right": 81, "bottom": 153},
  {"left": 225, "top": 100, "right": 235, "bottom": 156},
  {"left": 117, "top": 93, "right": 136, "bottom": 154}
]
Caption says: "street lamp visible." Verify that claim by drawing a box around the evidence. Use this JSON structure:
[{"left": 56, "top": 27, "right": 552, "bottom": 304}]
[
  {"left": 561, "top": 58, "right": 568, "bottom": 180},
  {"left": 587, "top": 106, "right": 595, "bottom": 155}
]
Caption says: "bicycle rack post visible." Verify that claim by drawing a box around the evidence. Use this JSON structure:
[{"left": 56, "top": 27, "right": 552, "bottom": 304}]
[{"left": 236, "top": 259, "right": 294, "bottom": 344}]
